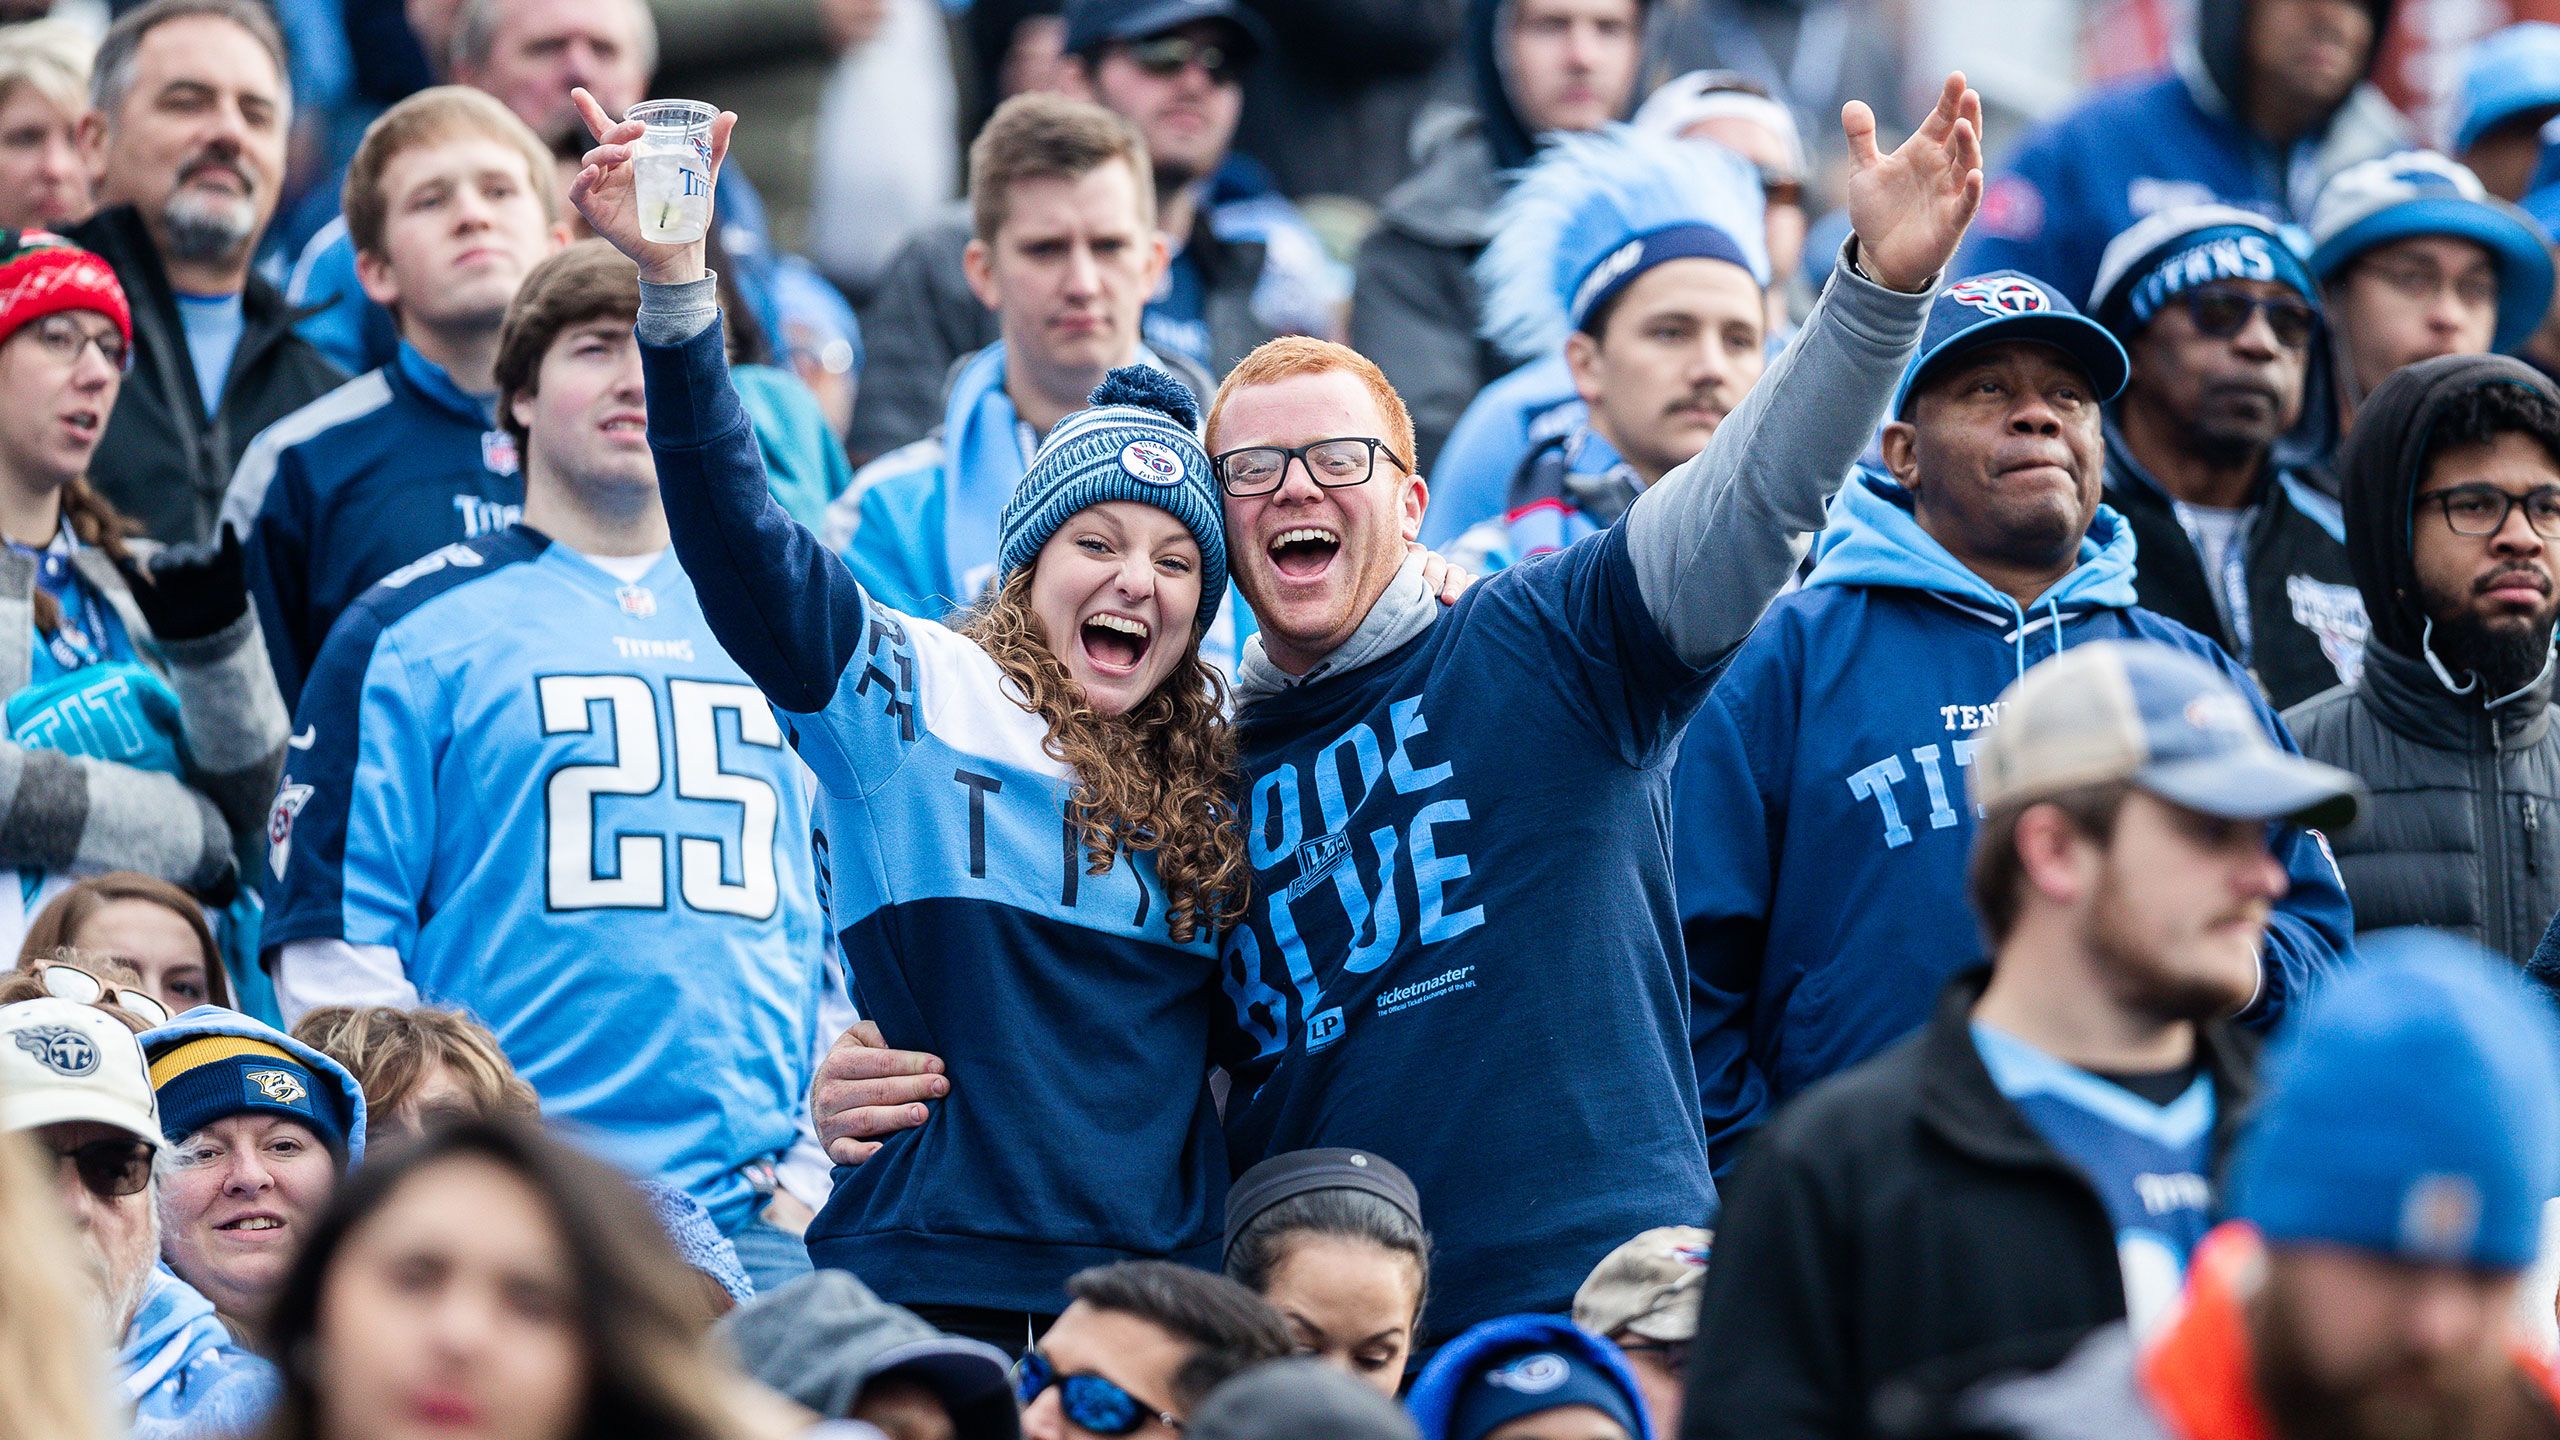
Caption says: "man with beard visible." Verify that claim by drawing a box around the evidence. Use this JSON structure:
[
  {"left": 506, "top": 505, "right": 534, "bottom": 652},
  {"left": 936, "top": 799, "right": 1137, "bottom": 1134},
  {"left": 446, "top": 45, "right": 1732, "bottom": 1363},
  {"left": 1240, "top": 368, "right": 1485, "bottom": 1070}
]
[
  {"left": 2088, "top": 206, "right": 2364, "bottom": 710},
  {"left": 1674, "top": 272, "right": 2356, "bottom": 1178},
  {"left": 1960, "top": 933, "right": 2560, "bottom": 1440},
  {"left": 69, "top": 0, "right": 345, "bottom": 546},
  {"left": 2285, "top": 354, "right": 2560, "bottom": 964},
  {"left": 0, "top": 997, "right": 276, "bottom": 1439},
  {"left": 851, "top": 0, "right": 1335, "bottom": 461},
  {"left": 1685, "top": 641, "right": 2363, "bottom": 1439}
]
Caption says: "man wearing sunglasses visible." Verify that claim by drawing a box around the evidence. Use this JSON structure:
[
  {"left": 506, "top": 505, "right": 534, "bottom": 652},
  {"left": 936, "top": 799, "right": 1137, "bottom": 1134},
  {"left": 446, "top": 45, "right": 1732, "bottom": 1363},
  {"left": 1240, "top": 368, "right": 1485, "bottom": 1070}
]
[
  {"left": 0, "top": 996, "right": 277, "bottom": 1439},
  {"left": 1017, "top": 1262, "right": 1289, "bottom": 1437},
  {"left": 2088, "top": 205, "right": 2365, "bottom": 709},
  {"left": 2289, "top": 354, "right": 2560, "bottom": 964}
]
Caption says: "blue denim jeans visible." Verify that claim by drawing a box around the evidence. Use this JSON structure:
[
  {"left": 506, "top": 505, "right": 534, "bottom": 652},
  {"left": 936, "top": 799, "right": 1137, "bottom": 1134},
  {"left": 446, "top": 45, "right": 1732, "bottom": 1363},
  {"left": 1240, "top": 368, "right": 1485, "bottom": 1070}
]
[{"left": 724, "top": 1213, "right": 815, "bottom": 1297}]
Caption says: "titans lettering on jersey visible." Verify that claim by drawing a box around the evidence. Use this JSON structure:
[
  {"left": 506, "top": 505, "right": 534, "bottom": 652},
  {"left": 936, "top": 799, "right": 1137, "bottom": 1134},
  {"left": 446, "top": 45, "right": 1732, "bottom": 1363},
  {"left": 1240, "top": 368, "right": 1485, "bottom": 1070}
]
[
  {"left": 786, "top": 594, "right": 1229, "bottom": 1314},
  {"left": 262, "top": 527, "right": 826, "bottom": 1231},
  {"left": 1216, "top": 526, "right": 1716, "bottom": 1340}
]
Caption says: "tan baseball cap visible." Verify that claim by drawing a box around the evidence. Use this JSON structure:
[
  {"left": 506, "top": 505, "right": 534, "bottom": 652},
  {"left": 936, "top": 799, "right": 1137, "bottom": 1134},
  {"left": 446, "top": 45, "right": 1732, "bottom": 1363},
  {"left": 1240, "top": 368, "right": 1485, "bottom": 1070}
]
[
  {"left": 1572, "top": 1226, "right": 1712, "bottom": 1344},
  {"left": 0, "top": 998, "right": 159, "bottom": 1146}
]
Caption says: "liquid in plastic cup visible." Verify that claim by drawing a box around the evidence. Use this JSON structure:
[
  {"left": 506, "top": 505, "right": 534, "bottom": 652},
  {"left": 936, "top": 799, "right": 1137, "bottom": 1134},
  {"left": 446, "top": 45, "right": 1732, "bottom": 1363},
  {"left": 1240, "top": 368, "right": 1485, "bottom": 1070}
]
[{"left": 629, "top": 99, "right": 716, "bottom": 245}]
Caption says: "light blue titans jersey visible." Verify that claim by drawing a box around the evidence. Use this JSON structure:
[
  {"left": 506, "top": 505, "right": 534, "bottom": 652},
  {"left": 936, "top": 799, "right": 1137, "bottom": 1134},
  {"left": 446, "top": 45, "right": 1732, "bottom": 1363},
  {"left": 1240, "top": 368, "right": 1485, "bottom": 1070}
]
[{"left": 262, "top": 527, "right": 827, "bottom": 1229}]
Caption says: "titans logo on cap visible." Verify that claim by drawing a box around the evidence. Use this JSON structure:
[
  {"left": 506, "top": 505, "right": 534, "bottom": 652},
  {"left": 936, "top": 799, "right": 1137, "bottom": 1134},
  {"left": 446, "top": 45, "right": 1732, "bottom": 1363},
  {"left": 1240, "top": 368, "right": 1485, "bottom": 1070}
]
[
  {"left": 14, "top": 1025, "right": 98, "bottom": 1076},
  {"left": 1119, "top": 439, "right": 1185, "bottom": 485},
  {"left": 1488, "top": 1355, "right": 1570, "bottom": 1395},
  {"left": 1946, "top": 276, "right": 2052, "bottom": 318},
  {"left": 245, "top": 1069, "right": 310, "bottom": 1106}
]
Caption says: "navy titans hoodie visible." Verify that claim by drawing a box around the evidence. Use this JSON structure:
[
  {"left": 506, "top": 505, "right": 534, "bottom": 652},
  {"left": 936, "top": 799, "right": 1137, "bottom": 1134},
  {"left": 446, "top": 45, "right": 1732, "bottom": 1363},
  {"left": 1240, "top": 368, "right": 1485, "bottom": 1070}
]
[{"left": 1673, "top": 472, "right": 2357, "bottom": 1174}]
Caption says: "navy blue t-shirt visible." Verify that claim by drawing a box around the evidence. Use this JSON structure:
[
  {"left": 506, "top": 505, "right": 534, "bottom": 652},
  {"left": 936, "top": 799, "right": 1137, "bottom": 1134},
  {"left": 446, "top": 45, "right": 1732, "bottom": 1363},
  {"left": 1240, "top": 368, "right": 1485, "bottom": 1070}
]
[{"left": 1219, "top": 524, "right": 1716, "bottom": 1339}]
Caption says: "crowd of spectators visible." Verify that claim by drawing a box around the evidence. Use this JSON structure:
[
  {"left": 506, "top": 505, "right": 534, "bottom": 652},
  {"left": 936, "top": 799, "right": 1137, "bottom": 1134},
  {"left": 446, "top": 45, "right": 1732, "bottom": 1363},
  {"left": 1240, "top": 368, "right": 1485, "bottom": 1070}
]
[{"left": 11, "top": 2, "right": 2560, "bottom": 1440}]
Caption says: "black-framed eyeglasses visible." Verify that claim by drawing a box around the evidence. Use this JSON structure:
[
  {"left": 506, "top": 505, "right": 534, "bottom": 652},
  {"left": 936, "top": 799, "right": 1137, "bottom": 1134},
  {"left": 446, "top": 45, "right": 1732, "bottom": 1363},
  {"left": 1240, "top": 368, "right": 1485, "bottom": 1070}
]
[
  {"left": 1211, "top": 437, "right": 1411, "bottom": 497},
  {"left": 49, "top": 1136, "right": 155, "bottom": 1199},
  {"left": 2179, "top": 289, "right": 2316, "bottom": 351},
  {"left": 1014, "top": 1350, "right": 1183, "bottom": 1436},
  {"left": 2418, "top": 483, "right": 2560, "bottom": 539},
  {"left": 26, "top": 312, "right": 129, "bottom": 372},
  {"left": 1117, "top": 34, "right": 1244, "bottom": 85},
  {"left": 38, "top": 964, "right": 171, "bottom": 1027}
]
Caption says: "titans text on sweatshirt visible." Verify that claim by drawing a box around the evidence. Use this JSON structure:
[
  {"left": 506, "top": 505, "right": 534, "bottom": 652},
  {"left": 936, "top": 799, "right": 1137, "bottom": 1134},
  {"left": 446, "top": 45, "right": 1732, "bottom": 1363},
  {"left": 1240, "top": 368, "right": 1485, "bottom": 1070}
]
[{"left": 1674, "top": 471, "right": 2357, "bottom": 1175}]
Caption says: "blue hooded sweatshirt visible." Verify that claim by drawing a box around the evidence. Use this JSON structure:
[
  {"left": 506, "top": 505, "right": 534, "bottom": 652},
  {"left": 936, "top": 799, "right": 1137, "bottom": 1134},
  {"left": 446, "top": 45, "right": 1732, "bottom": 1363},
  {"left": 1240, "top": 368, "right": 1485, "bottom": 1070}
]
[
  {"left": 1673, "top": 471, "right": 2357, "bottom": 1174},
  {"left": 121, "top": 1267, "right": 278, "bottom": 1440},
  {"left": 1407, "top": 1315, "right": 1656, "bottom": 1440},
  {"left": 138, "top": 1005, "right": 370, "bottom": 1162}
]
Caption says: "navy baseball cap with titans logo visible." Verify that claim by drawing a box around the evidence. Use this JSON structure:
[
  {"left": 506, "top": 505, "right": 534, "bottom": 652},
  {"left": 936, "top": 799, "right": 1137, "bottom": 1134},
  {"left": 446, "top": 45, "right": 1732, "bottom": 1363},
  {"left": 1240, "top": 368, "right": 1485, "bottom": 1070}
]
[{"left": 1891, "top": 269, "right": 2131, "bottom": 418}]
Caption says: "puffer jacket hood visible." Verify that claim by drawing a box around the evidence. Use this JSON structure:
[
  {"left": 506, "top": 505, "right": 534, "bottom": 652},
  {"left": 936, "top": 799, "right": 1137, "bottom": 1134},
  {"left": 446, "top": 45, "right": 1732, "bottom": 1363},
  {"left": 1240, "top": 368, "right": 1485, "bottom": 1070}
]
[
  {"left": 1407, "top": 1314, "right": 1655, "bottom": 1440},
  {"left": 139, "top": 1006, "right": 368, "bottom": 1165},
  {"left": 2192, "top": 0, "right": 2400, "bottom": 133},
  {"left": 2337, "top": 352, "right": 2560, "bottom": 665}
]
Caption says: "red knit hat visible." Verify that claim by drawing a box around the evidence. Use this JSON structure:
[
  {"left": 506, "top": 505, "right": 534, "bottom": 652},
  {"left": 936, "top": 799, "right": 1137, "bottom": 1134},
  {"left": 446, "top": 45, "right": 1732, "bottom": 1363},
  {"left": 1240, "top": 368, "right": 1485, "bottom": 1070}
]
[{"left": 0, "top": 230, "right": 132, "bottom": 354}]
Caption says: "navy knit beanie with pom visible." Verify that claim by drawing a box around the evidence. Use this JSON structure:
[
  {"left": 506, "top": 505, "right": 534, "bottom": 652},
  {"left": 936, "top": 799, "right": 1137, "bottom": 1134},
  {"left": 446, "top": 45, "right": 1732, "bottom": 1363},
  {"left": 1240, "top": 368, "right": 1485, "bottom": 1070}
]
[{"left": 996, "top": 366, "right": 1227, "bottom": 632}]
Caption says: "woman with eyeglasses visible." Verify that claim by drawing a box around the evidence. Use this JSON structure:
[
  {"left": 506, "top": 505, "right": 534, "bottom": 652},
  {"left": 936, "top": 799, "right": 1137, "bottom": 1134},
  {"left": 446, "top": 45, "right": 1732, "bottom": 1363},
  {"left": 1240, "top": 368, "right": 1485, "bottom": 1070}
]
[
  {"left": 0, "top": 232, "right": 288, "bottom": 963},
  {"left": 23, "top": 871, "right": 230, "bottom": 1013},
  {"left": 569, "top": 95, "right": 1466, "bottom": 1350},
  {"left": 251, "top": 1116, "right": 814, "bottom": 1440},
  {"left": 138, "top": 1006, "right": 367, "bottom": 1343}
]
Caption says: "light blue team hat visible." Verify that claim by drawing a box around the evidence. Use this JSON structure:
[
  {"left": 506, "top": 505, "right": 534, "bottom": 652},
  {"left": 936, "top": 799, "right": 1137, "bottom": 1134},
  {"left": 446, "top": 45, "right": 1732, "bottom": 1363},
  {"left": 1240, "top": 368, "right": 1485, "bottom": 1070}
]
[
  {"left": 2457, "top": 22, "right": 2560, "bottom": 154},
  {"left": 1474, "top": 123, "right": 1768, "bottom": 365},
  {"left": 2306, "top": 150, "right": 2557, "bottom": 353}
]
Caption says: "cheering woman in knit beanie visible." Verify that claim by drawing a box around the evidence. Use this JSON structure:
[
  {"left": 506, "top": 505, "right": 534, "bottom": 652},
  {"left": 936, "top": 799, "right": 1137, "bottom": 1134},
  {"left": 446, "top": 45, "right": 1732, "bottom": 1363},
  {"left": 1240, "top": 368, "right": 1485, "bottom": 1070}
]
[
  {"left": 0, "top": 232, "right": 284, "bottom": 961},
  {"left": 566, "top": 96, "right": 1437, "bottom": 1348}
]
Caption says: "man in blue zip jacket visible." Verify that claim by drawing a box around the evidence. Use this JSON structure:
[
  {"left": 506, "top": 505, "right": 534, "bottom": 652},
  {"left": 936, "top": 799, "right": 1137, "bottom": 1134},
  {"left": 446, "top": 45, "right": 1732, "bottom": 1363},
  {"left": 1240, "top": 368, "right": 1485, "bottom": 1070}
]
[
  {"left": 1956, "top": 0, "right": 2408, "bottom": 307},
  {"left": 1673, "top": 270, "right": 2357, "bottom": 1178}
]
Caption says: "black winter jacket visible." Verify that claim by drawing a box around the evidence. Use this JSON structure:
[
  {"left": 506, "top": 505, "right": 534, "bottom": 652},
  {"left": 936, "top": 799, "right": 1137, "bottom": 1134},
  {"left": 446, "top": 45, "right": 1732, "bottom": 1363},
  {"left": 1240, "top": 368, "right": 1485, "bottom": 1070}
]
[
  {"left": 1682, "top": 972, "right": 2257, "bottom": 1440},
  {"left": 2103, "top": 428, "right": 2366, "bottom": 711},
  {"left": 69, "top": 207, "right": 345, "bottom": 543},
  {"left": 2285, "top": 352, "right": 2560, "bottom": 969}
]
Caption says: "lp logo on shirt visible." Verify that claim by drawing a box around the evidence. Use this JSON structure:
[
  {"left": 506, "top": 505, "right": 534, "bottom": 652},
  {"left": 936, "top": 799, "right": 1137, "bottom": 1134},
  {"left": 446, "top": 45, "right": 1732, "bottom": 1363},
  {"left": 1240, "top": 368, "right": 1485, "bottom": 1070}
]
[{"left": 1228, "top": 693, "right": 1485, "bottom": 1057}]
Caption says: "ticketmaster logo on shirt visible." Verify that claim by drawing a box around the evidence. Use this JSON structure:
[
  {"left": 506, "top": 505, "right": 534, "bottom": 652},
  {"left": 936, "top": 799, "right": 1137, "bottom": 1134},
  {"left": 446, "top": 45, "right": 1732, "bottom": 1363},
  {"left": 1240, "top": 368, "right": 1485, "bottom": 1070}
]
[{"left": 1377, "top": 965, "right": 1476, "bottom": 1016}]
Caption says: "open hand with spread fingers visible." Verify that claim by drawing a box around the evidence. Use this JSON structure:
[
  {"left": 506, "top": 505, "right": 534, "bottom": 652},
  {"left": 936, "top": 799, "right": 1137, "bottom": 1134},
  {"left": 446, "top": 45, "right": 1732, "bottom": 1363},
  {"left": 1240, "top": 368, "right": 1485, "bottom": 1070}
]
[
  {"left": 565, "top": 85, "right": 736, "bottom": 286},
  {"left": 1843, "top": 72, "right": 1986, "bottom": 294}
]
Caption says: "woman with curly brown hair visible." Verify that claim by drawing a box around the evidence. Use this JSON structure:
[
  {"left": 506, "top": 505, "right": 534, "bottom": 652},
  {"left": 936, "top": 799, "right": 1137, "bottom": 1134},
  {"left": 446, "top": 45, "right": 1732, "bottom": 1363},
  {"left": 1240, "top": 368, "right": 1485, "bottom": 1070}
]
[{"left": 568, "top": 89, "right": 1274, "bottom": 1351}]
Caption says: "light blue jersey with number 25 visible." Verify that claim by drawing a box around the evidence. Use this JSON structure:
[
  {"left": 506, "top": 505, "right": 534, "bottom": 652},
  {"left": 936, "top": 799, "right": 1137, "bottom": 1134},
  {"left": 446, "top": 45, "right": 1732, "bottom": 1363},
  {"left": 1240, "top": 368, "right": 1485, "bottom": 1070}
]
[{"left": 261, "top": 527, "right": 827, "bottom": 1230}]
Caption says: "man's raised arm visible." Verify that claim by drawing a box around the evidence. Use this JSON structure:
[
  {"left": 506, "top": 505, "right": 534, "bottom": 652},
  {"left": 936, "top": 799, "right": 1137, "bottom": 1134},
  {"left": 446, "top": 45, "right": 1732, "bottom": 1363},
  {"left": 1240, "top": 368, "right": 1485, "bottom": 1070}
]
[{"left": 1627, "top": 73, "right": 1984, "bottom": 667}]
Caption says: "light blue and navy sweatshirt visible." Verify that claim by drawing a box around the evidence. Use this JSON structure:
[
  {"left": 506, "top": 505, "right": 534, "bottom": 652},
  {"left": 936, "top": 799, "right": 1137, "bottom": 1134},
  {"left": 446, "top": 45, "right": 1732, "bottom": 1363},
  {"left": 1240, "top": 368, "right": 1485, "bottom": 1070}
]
[
  {"left": 1218, "top": 242, "right": 1931, "bottom": 1343},
  {"left": 637, "top": 285, "right": 1226, "bottom": 1315},
  {"left": 121, "top": 1267, "right": 276, "bottom": 1440},
  {"left": 1673, "top": 471, "right": 2358, "bottom": 1175}
]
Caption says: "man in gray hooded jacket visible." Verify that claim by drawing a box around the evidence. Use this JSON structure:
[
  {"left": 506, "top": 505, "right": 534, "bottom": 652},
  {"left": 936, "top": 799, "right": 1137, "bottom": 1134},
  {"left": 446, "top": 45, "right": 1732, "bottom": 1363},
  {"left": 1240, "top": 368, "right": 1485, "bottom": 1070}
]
[{"left": 2285, "top": 353, "right": 2560, "bottom": 968}]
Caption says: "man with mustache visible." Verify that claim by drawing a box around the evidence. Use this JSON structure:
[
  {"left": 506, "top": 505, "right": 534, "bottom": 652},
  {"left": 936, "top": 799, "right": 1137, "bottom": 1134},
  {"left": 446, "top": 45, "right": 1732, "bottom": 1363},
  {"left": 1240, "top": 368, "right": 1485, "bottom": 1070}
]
[
  {"left": 1674, "top": 271, "right": 2355, "bottom": 1178},
  {"left": 2285, "top": 354, "right": 2560, "bottom": 964},
  {"left": 69, "top": 0, "right": 344, "bottom": 544},
  {"left": 2087, "top": 206, "right": 2364, "bottom": 710},
  {"left": 1687, "top": 641, "right": 2361, "bottom": 1439}
]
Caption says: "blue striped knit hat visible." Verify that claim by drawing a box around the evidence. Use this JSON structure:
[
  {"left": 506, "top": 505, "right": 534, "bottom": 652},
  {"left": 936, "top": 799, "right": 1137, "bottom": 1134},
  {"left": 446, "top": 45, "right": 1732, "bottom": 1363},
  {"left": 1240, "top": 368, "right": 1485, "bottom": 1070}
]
[{"left": 996, "top": 366, "right": 1227, "bottom": 631}]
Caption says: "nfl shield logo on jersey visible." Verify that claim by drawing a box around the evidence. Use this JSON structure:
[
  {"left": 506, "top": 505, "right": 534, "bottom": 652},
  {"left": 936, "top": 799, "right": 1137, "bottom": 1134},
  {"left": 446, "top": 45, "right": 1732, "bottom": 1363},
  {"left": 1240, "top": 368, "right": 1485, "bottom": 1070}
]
[
  {"left": 618, "top": 585, "right": 658, "bottom": 619},
  {"left": 269, "top": 781, "right": 314, "bottom": 881}
]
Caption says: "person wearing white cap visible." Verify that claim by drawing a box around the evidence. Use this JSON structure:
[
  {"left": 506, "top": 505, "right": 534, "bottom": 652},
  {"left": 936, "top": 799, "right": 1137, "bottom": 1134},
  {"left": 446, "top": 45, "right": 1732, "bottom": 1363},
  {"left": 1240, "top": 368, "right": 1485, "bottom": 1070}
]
[
  {"left": 1632, "top": 71, "right": 1809, "bottom": 327},
  {"left": 0, "top": 996, "right": 276, "bottom": 1439},
  {"left": 2307, "top": 150, "right": 2558, "bottom": 434}
]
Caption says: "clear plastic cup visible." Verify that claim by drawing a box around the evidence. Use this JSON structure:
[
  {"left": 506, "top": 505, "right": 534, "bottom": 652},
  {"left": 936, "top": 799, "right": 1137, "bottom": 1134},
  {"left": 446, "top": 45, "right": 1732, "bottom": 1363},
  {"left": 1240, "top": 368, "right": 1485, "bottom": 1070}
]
[{"left": 628, "top": 99, "right": 716, "bottom": 245}]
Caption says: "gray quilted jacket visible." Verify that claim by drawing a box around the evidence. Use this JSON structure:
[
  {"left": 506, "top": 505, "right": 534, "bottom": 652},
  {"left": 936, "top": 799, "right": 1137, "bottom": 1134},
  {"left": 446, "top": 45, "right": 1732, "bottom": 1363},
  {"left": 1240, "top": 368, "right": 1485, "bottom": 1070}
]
[{"left": 2283, "top": 638, "right": 2560, "bottom": 969}]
